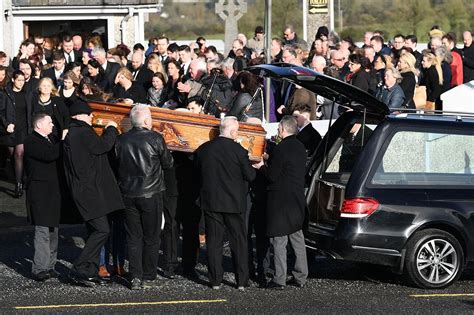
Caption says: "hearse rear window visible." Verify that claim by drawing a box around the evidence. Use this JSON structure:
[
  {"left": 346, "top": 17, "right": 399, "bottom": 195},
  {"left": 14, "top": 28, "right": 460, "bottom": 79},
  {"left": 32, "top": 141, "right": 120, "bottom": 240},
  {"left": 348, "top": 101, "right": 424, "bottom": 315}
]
[
  {"left": 323, "top": 124, "right": 376, "bottom": 184},
  {"left": 371, "top": 131, "right": 474, "bottom": 186}
]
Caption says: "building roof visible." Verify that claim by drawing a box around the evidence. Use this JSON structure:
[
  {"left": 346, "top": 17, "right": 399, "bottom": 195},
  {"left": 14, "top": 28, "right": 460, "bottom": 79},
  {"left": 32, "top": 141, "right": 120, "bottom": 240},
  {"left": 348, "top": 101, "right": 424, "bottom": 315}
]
[{"left": 12, "top": 0, "right": 159, "bottom": 6}]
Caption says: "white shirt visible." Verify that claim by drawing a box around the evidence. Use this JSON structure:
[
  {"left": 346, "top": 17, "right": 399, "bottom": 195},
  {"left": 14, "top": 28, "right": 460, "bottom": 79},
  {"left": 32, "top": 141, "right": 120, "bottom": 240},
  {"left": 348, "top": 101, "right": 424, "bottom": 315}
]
[{"left": 54, "top": 67, "right": 65, "bottom": 80}]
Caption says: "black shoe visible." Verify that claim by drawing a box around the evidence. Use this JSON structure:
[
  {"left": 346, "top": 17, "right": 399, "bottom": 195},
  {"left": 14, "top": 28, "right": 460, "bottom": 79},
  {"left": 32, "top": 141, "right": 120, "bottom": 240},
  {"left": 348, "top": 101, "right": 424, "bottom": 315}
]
[
  {"left": 69, "top": 273, "right": 109, "bottom": 287},
  {"left": 129, "top": 278, "right": 142, "bottom": 290},
  {"left": 287, "top": 277, "right": 305, "bottom": 288},
  {"left": 14, "top": 182, "right": 23, "bottom": 198},
  {"left": 33, "top": 271, "right": 51, "bottom": 281},
  {"left": 182, "top": 269, "right": 200, "bottom": 280},
  {"left": 48, "top": 269, "right": 60, "bottom": 278},
  {"left": 266, "top": 281, "right": 285, "bottom": 290},
  {"left": 163, "top": 269, "right": 176, "bottom": 279}
]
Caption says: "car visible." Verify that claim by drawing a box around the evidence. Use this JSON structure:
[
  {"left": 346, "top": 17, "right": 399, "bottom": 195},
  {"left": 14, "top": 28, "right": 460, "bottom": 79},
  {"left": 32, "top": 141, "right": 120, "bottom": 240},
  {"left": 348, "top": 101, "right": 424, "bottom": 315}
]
[{"left": 248, "top": 63, "right": 474, "bottom": 289}]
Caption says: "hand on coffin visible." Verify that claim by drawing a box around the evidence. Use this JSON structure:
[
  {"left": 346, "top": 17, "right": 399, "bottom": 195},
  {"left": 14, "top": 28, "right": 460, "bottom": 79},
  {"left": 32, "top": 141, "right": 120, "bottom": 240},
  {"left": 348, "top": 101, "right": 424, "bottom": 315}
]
[
  {"left": 252, "top": 158, "right": 264, "bottom": 169},
  {"left": 105, "top": 120, "right": 118, "bottom": 129},
  {"left": 123, "top": 98, "right": 134, "bottom": 105}
]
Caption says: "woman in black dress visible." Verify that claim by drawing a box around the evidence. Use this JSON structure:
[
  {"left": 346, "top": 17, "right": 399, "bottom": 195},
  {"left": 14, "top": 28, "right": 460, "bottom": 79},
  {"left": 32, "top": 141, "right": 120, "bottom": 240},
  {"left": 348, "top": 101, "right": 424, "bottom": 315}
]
[
  {"left": 59, "top": 71, "right": 79, "bottom": 108},
  {"left": 0, "top": 70, "right": 33, "bottom": 197},
  {"left": 32, "top": 77, "right": 70, "bottom": 140}
]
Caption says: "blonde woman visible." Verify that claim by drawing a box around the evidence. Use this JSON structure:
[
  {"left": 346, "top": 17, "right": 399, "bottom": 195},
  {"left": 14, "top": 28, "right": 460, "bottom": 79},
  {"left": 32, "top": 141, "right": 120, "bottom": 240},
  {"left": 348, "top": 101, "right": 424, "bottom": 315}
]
[
  {"left": 112, "top": 67, "right": 147, "bottom": 104},
  {"left": 147, "top": 54, "right": 168, "bottom": 83},
  {"left": 375, "top": 67, "right": 405, "bottom": 109},
  {"left": 397, "top": 52, "right": 417, "bottom": 109},
  {"left": 420, "top": 51, "right": 443, "bottom": 111},
  {"left": 32, "top": 77, "right": 69, "bottom": 139}
]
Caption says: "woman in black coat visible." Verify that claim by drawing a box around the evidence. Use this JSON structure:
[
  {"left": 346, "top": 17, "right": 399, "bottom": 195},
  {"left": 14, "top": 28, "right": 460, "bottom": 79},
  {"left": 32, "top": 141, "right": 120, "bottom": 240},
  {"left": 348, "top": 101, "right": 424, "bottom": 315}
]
[
  {"left": 112, "top": 67, "right": 147, "bottom": 104},
  {"left": 347, "top": 54, "right": 370, "bottom": 92},
  {"left": 86, "top": 59, "right": 110, "bottom": 92},
  {"left": 0, "top": 70, "right": 33, "bottom": 197},
  {"left": 228, "top": 71, "right": 263, "bottom": 121},
  {"left": 397, "top": 52, "right": 417, "bottom": 109},
  {"left": 420, "top": 51, "right": 443, "bottom": 111},
  {"left": 32, "top": 77, "right": 70, "bottom": 140}
]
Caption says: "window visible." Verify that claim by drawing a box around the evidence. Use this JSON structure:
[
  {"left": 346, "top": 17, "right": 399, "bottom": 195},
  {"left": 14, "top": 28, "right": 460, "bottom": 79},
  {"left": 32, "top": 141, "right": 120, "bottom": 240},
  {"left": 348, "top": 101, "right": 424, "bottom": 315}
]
[
  {"left": 371, "top": 131, "right": 474, "bottom": 186},
  {"left": 322, "top": 124, "right": 376, "bottom": 184}
]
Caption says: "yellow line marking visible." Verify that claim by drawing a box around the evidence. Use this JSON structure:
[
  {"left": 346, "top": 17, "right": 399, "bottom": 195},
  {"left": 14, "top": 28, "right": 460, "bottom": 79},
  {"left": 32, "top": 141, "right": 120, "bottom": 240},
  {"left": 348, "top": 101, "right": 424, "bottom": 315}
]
[
  {"left": 15, "top": 299, "right": 227, "bottom": 310},
  {"left": 411, "top": 293, "right": 474, "bottom": 298}
]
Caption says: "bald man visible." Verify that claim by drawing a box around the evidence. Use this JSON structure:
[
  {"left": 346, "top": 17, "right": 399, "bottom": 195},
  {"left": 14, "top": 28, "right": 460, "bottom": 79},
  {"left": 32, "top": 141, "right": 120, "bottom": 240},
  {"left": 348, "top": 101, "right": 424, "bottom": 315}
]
[
  {"left": 130, "top": 51, "right": 154, "bottom": 90},
  {"left": 463, "top": 31, "right": 474, "bottom": 83}
]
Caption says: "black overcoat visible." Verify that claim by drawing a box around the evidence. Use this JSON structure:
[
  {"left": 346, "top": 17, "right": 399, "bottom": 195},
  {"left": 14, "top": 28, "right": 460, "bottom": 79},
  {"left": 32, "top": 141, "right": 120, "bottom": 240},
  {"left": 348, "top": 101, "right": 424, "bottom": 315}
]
[
  {"left": 194, "top": 136, "right": 256, "bottom": 213},
  {"left": 63, "top": 119, "right": 124, "bottom": 221},
  {"left": 261, "top": 135, "right": 307, "bottom": 237},
  {"left": 24, "top": 131, "right": 62, "bottom": 227}
]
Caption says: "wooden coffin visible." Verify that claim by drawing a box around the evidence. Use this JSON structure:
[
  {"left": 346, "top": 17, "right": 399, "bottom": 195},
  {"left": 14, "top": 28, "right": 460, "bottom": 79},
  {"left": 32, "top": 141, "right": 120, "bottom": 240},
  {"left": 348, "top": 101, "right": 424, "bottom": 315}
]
[{"left": 88, "top": 101, "right": 266, "bottom": 161}]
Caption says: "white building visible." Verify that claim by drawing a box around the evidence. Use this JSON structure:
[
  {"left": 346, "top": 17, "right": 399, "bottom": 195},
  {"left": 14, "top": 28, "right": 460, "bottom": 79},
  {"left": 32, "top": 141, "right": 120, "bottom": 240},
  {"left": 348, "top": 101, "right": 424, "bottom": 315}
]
[{"left": 0, "top": 0, "right": 163, "bottom": 56}]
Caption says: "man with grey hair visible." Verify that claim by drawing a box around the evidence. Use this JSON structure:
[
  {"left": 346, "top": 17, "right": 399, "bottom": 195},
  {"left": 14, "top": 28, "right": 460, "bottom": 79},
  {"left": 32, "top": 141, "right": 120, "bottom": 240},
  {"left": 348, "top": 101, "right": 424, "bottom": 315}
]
[
  {"left": 254, "top": 115, "right": 308, "bottom": 289},
  {"left": 194, "top": 116, "right": 256, "bottom": 290},
  {"left": 310, "top": 55, "right": 326, "bottom": 73},
  {"left": 93, "top": 46, "right": 120, "bottom": 92},
  {"left": 221, "top": 57, "right": 239, "bottom": 92},
  {"left": 178, "top": 58, "right": 233, "bottom": 116},
  {"left": 115, "top": 104, "right": 173, "bottom": 290}
]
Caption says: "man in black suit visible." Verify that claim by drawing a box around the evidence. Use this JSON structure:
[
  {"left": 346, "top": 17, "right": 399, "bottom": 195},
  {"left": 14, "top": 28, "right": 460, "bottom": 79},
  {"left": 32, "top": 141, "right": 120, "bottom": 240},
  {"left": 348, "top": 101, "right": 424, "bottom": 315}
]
[
  {"left": 93, "top": 47, "right": 120, "bottom": 92},
  {"left": 194, "top": 116, "right": 256, "bottom": 290},
  {"left": 178, "top": 45, "right": 192, "bottom": 82},
  {"left": 24, "top": 113, "right": 62, "bottom": 281},
  {"left": 293, "top": 103, "right": 322, "bottom": 158},
  {"left": 130, "top": 51, "right": 154, "bottom": 91},
  {"left": 254, "top": 115, "right": 308, "bottom": 289},
  {"left": 60, "top": 35, "right": 82, "bottom": 65},
  {"left": 41, "top": 51, "right": 66, "bottom": 89}
]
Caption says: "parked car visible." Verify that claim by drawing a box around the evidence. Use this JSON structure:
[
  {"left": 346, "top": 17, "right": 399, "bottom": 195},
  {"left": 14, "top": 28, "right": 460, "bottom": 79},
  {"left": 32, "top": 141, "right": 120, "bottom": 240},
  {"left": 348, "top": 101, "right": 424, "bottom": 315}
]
[{"left": 248, "top": 63, "right": 474, "bottom": 289}]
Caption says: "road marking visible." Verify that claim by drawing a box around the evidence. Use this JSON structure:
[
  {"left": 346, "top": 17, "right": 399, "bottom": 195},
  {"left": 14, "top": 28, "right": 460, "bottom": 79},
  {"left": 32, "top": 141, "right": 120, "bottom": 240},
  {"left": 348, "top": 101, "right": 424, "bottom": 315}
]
[
  {"left": 410, "top": 293, "right": 474, "bottom": 298},
  {"left": 15, "top": 299, "right": 227, "bottom": 310}
]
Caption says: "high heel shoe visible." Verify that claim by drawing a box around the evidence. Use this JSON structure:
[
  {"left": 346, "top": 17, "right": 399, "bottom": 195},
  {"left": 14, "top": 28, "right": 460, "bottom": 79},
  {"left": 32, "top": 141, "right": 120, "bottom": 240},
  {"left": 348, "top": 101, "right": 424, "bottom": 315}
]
[{"left": 14, "top": 182, "right": 23, "bottom": 198}]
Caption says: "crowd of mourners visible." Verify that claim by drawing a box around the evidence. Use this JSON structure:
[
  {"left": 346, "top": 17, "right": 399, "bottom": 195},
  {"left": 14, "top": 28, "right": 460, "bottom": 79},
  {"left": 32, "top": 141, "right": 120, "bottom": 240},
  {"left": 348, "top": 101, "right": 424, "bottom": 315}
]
[{"left": 0, "top": 22, "right": 473, "bottom": 290}]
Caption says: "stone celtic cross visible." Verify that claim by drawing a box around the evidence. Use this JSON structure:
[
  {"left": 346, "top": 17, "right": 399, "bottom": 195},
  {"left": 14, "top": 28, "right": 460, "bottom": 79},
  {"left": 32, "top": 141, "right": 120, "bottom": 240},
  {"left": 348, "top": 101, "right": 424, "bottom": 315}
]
[{"left": 215, "top": 0, "right": 248, "bottom": 55}]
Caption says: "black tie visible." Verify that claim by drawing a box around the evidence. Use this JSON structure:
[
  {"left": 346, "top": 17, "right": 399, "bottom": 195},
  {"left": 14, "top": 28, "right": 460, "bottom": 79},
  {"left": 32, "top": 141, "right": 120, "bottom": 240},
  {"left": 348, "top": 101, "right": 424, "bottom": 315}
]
[
  {"left": 66, "top": 52, "right": 72, "bottom": 63},
  {"left": 45, "top": 136, "right": 52, "bottom": 144}
]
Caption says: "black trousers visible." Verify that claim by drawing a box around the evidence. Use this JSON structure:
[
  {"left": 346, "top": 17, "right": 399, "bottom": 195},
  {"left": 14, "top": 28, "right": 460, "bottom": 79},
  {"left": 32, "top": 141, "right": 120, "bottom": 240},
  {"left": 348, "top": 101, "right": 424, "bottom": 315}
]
[
  {"left": 162, "top": 194, "right": 179, "bottom": 271},
  {"left": 178, "top": 196, "right": 201, "bottom": 273},
  {"left": 124, "top": 193, "right": 163, "bottom": 280},
  {"left": 204, "top": 210, "right": 248, "bottom": 287},
  {"left": 247, "top": 202, "right": 270, "bottom": 278},
  {"left": 74, "top": 215, "right": 110, "bottom": 277}
]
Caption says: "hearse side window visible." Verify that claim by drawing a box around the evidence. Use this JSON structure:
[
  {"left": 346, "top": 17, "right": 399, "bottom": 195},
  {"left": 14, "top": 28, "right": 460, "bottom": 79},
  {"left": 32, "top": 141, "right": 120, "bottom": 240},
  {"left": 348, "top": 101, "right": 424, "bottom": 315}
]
[
  {"left": 371, "top": 131, "right": 474, "bottom": 186},
  {"left": 323, "top": 124, "right": 375, "bottom": 184}
]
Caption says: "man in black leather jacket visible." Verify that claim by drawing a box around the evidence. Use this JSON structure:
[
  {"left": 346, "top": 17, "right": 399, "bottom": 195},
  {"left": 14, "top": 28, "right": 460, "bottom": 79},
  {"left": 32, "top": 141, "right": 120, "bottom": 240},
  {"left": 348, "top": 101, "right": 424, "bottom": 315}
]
[{"left": 115, "top": 104, "right": 173, "bottom": 289}]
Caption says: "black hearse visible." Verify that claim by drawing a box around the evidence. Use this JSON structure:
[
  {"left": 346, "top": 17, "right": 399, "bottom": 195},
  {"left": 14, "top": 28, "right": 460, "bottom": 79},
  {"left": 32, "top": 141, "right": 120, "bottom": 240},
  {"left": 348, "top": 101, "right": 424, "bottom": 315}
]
[{"left": 249, "top": 64, "right": 474, "bottom": 289}]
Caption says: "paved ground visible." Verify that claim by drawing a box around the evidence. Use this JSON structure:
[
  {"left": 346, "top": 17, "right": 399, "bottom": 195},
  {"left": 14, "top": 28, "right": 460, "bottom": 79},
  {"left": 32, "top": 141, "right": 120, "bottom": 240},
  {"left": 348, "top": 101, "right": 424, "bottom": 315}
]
[{"left": 1, "top": 178, "right": 474, "bottom": 314}]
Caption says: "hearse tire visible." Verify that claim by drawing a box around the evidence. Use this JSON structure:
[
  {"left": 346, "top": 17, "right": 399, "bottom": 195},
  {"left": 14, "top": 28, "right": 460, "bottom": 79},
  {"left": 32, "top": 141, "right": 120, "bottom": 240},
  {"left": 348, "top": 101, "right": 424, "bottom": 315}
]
[{"left": 405, "top": 229, "right": 464, "bottom": 289}]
